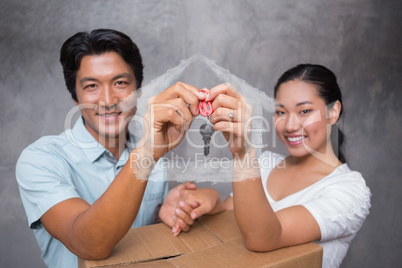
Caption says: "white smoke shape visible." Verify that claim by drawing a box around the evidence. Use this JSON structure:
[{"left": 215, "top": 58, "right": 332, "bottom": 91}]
[{"left": 121, "top": 54, "right": 276, "bottom": 183}]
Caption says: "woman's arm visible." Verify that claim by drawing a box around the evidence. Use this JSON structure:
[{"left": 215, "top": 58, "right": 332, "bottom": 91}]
[
  {"left": 232, "top": 173, "right": 321, "bottom": 251},
  {"left": 208, "top": 83, "right": 321, "bottom": 251}
]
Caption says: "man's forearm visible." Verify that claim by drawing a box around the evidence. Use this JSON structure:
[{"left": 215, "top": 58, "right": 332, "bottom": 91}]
[{"left": 51, "top": 149, "right": 152, "bottom": 260}]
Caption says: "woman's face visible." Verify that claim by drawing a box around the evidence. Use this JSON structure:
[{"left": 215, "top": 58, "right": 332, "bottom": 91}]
[{"left": 274, "top": 80, "right": 337, "bottom": 158}]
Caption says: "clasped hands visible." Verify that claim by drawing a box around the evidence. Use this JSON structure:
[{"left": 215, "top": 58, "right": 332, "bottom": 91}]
[
  {"left": 142, "top": 81, "right": 252, "bottom": 235},
  {"left": 159, "top": 182, "right": 225, "bottom": 236}
]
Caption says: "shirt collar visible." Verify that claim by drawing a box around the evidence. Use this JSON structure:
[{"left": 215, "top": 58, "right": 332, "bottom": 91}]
[
  {"left": 68, "top": 117, "right": 139, "bottom": 164},
  {"left": 69, "top": 117, "right": 106, "bottom": 163}
]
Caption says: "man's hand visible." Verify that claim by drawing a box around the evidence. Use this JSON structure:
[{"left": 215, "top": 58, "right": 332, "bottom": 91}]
[
  {"left": 171, "top": 187, "right": 226, "bottom": 236},
  {"left": 159, "top": 182, "right": 198, "bottom": 230},
  {"left": 139, "top": 82, "right": 205, "bottom": 162}
]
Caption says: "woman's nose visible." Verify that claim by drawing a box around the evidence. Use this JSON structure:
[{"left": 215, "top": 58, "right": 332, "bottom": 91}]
[{"left": 285, "top": 113, "right": 301, "bottom": 132}]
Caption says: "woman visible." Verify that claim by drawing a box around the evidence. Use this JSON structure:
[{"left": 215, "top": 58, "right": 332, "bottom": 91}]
[{"left": 218, "top": 64, "right": 371, "bottom": 268}]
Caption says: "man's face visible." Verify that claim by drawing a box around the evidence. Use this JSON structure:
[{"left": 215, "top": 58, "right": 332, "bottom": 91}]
[{"left": 75, "top": 51, "right": 137, "bottom": 143}]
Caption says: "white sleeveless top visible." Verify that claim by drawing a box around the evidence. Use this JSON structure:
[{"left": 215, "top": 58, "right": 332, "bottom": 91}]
[{"left": 259, "top": 151, "right": 371, "bottom": 268}]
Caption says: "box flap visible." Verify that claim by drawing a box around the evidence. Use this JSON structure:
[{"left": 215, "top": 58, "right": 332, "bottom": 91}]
[
  {"left": 167, "top": 238, "right": 322, "bottom": 268},
  {"left": 79, "top": 210, "right": 322, "bottom": 268},
  {"left": 251, "top": 240, "right": 323, "bottom": 268},
  {"left": 115, "top": 259, "right": 177, "bottom": 267},
  {"left": 177, "top": 220, "right": 222, "bottom": 251},
  {"left": 80, "top": 221, "right": 221, "bottom": 268},
  {"left": 197, "top": 210, "right": 242, "bottom": 242},
  {"left": 166, "top": 238, "right": 269, "bottom": 267}
]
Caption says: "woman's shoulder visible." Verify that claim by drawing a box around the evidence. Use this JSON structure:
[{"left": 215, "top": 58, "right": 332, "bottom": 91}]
[
  {"left": 327, "top": 164, "right": 368, "bottom": 186},
  {"left": 317, "top": 163, "right": 371, "bottom": 205},
  {"left": 304, "top": 163, "right": 371, "bottom": 243}
]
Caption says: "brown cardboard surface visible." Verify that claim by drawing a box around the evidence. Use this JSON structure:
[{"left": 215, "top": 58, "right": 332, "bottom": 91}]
[
  {"left": 79, "top": 210, "right": 322, "bottom": 268},
  {"left": 231, "top": 238, "right": 322, "bottom": 268},
  {"left": 197, "top": 208, "right": 242, "bottom": 242},
  {"left": 108, "top": 260, "right": 177, "bottom": 268},
  {"left": 79, "top": 221, "right": 221, "bottom": 268},
  {"left": 167, "top": 238, "right": 322, "bottom": 268},
  {"left": 166, "top": 238, "right": 270, "bottom": 267}
]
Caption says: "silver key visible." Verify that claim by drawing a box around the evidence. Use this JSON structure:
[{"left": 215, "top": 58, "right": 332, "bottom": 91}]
[{"left": 199, "top": 122, "right": 214, "bottom": 156}]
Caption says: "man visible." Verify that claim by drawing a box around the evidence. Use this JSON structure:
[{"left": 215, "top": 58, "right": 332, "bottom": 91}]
[{"left": 16, "top": 29, "right": 224, "bottom": 268}]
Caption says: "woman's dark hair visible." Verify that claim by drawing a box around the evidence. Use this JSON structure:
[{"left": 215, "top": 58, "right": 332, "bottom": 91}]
[
  {"left": 60, "top": 29, "right": 144, "bottom": 102},
  {"left": 274, "top": 64, "right": 346, "bottom": 163}
]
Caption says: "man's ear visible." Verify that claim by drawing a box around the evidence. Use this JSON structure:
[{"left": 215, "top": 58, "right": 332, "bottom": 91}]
[{"left": 328, "top": 100, "right": 341, "bottom": 125}]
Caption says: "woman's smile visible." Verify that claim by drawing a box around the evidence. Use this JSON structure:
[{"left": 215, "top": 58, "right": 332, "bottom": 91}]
[
  {"left": 286, "top": 135, "right": 307, "bottom": 145},
  {"left": 274, "top": 80, "right": 330, "bottom": 158}
]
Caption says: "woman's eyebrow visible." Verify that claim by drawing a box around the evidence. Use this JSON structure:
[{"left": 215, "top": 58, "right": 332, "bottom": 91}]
[
  {"left": 296, "top": 101, "right": 313, "bottom": 106},
  {"left": 275, "top": 101, "right": 313, "bottom": 107}
]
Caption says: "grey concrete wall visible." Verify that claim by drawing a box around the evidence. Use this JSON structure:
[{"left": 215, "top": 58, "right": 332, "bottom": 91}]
[{"left": 1, "top": 0, "right": 400, "bottom": 267}]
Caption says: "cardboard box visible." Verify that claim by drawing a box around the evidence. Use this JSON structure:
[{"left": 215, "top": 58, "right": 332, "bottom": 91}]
[{"left": 79, "top": 210, "right": 322, "bottom": 268}]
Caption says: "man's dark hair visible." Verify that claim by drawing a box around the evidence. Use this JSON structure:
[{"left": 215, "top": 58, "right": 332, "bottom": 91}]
[{"left": 60, "top": 29, "right": 144, "bottom": 102}]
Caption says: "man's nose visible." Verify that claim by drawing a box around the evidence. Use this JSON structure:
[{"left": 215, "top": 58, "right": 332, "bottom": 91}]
[{"left": 99, "top": 86, "right": 119, "bottom": 110}]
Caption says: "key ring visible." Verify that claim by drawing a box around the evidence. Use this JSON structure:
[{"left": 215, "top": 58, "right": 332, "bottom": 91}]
[{"left": 198, "top": 89, "right": 213, "bottom": 117}]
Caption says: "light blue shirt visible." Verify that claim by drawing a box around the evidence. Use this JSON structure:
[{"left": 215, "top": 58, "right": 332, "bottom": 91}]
[{"left": 16, "top": 117, "right": 168, "bottom": 268}]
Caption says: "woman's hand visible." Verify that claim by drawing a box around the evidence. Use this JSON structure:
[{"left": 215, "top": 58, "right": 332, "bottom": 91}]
[
  {"left": 158, "top": 182, "right": 198, "bottom": 229},
  {"left": 208, "top": 83, "right": 260, "bottom": 182},
  {"left": 208, "top": 83, "right": 253, "bottom": 158},
  {"left": 171, "top": 187, "right": 225, "bottom": 236}
]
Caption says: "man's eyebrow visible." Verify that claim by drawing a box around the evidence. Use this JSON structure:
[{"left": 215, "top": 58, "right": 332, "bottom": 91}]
[
  {"left": 79, "top": 77, "right": 99, "bottom": 85},
  {"left": 79, "top": 73, "right": 133, "bottom": 85},
  {"left": 112, "top": 73, "right": 133, "bottom": 80}
]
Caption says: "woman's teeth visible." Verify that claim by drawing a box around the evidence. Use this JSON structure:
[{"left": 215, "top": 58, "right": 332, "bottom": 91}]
[{"left": 287, "top": 136, "right": 306, "bottom": 142}]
